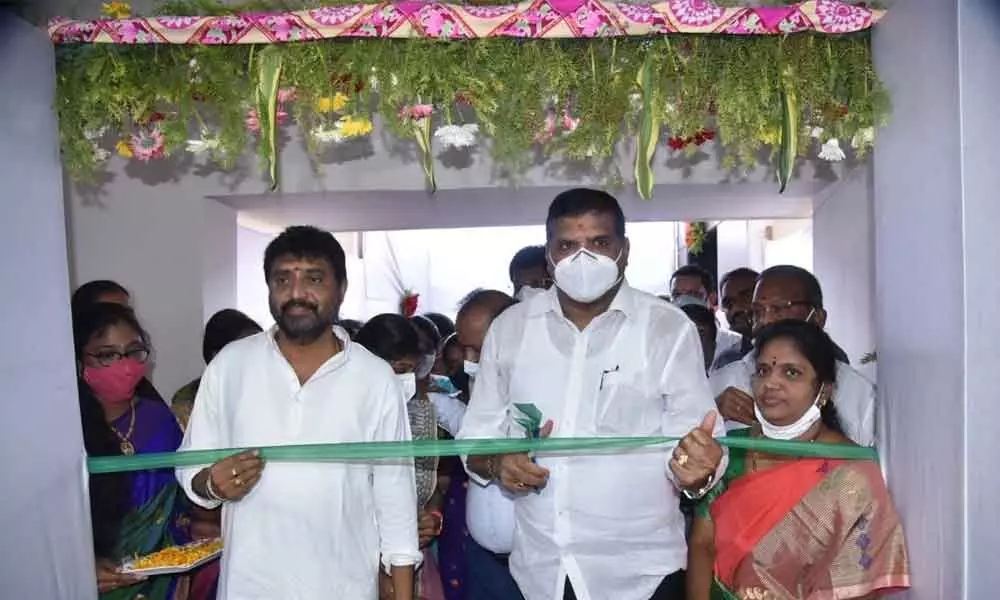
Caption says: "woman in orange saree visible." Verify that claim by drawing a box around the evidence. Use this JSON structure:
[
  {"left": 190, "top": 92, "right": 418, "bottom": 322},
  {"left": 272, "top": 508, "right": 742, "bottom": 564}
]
[{"left": 687, "top": 320, "right": 910, "bottom": 600}]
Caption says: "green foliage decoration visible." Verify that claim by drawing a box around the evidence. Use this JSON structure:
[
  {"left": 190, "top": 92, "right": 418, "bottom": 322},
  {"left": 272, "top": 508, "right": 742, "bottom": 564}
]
[{"left": 54, "top": 0, "right": 890, "bottom": 193}]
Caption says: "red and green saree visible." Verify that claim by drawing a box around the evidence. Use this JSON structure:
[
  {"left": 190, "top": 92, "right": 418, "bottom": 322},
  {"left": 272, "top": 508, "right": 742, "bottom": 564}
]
[{"left": 699, "top": 429, "right": 910, "bottom": 600}]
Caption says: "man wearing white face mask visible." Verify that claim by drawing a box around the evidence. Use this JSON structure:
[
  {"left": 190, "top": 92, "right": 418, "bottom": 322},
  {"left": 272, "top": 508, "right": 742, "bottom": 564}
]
[
  {"left": 455, "top": 290, "right": 526, "bottom": 600},
  {"left": 709, "top": 265, "right": 875, "bottom": 446},
  {"left": 458, "top": 188, "right": 727, "bottom": 600},
  {"left": 509, "top": 245, "right": 554, "bottom": 302}
]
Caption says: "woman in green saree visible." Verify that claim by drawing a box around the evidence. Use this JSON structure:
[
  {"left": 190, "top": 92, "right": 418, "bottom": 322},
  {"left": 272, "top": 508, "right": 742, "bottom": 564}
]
[
  {"left": 76, "top": 303, "right": 198, "bottom": 599},
  {"left": 687, "top": 320, "right": 910, "bottom": 600}
]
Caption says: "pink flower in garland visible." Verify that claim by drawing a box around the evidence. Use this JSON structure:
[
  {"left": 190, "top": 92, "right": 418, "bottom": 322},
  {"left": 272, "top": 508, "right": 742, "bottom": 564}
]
[
  {"left": 399, "top": 104, "right": 434, "bottom": 121},
  {"left": 562, "top": 111, "right": 579, "bottom": 133},
  {"left": 535, "top": 109, "right": 580, "bottom": 143},
  {"left": 130, "top": 127, "right": 165, "bottom": 161},
  {"left": 277, "top": 87, "right": 297, "bottom": 104},
  {"left": 246, "top": 109, "right": 261, "bottom": 132},
  {"left": 245, "top": 108, "right": 289, "bottom": 133},
  {"left": 534, "top": 112, "right": 558, "bottom": 143}
]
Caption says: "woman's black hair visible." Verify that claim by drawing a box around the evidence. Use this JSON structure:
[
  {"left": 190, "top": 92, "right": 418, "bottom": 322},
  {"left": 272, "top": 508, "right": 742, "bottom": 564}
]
[
  {"left": 422, "top": 312, "right": 456, "bottom": 339},
  {"left": 408, "top": 314, "right": 441, "bottom": 355},
  {"left": 753, "top": 319, "right": 844, "bottom": 435},
  {"left": 71, "top": 280, "right": 130, "bottom": 318},
  {"left": 355, "top": 313, "right": 422, "bottom": 363},
  {"left": 202, "top": 309, "right": 262, "bottom": 364},
  {"left": 338, "top": 319, "right": 365, "bottom": 339},
  {"left": 439, "top": 333, "right": 470, "bottom": 399},
  {"left": 73, "top": 302, "right": 150, "bottom": 559}
]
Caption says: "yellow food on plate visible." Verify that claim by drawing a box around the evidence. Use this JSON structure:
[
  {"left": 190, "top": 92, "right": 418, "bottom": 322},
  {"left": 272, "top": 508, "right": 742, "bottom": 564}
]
[{"left": 129, "top": 539, "right": 223, "bottom": 570}]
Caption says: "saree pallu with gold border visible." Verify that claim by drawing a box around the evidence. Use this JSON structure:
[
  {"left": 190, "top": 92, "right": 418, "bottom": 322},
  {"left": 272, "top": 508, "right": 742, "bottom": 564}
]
[
  {"left": 102, "top": 398, "right": 193, "bottom": 600},
  {"left": 701, "top": 433, "right": 910, "bottom": 600}
]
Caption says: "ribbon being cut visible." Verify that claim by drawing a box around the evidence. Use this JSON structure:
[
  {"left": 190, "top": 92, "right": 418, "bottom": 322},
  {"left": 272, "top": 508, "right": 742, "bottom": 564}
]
[{"left": 88, "top": 435, "right": 877, "bottom": 474}]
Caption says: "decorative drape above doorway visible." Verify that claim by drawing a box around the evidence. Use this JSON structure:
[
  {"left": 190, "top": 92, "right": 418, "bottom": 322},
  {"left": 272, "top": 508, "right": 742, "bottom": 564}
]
[{"left": 51, "top": 1, "right": 889, "bottom": 199}]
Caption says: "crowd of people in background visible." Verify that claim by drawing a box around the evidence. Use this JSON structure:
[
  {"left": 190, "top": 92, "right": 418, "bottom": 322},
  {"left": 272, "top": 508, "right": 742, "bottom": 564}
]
[{"left": 72, "top": 188, "right": 909, "bottom": 600}]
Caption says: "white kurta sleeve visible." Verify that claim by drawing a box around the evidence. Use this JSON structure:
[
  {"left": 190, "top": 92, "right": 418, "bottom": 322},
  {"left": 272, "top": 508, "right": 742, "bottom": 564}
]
[
  {"left": 175, "top": 359, "right": 225, "bottom": 510},
  {"left": 371, "top": 376, "right": 421, "bottom": 569},
  {"left": 708, "top": 359, "right": 752, "bottom": 398},
  {"left": 659, "top": 321, "right": 729, "bottom": 488},
  {"left": 428, "top": 392, "right": 467, "bottom": 437},
  {"left": 835, "top": 363, "right": 877, "bottom": 447},
  {"left": 456, "top": 323, "right": 510, "bottom": 486}
]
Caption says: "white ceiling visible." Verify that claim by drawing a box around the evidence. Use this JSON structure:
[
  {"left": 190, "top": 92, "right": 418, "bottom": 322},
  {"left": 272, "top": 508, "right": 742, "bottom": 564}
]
[{"left": 216, "top": 179, "right": 828, "bottom": 233}]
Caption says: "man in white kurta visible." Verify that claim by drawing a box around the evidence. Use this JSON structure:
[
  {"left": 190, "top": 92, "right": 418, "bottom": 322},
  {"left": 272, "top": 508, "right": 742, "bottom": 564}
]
[
  {"left": 176, "top": 225, "right": 419, "bottom": 599},
  {"left": 177, "top": 327, "right": 421, "bottom": 598}
]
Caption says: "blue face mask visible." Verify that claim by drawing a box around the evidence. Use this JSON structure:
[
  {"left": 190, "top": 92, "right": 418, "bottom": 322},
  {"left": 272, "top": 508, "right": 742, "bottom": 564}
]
[{"left": 429, "top": 374, "right": 460, "bottom": 396}]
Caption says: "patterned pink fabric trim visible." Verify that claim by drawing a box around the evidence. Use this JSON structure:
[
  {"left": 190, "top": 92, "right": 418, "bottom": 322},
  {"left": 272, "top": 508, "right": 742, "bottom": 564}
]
[{"left": 49, "top": 0, "right": 884, "bottom": 44}]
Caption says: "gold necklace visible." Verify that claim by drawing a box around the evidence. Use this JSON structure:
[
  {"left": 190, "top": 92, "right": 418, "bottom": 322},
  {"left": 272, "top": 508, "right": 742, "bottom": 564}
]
[{"left": 111, "top": 400, "right": 137, "bottom": 455}]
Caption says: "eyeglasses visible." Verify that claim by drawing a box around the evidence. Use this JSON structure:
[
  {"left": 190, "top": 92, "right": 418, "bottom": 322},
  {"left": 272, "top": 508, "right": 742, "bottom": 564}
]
[
  {"left": 751, "top": 300, "right": 812, "bottom": 322},
  {"left": 87, "top": 347, "right": 150, "bottom": 367}
]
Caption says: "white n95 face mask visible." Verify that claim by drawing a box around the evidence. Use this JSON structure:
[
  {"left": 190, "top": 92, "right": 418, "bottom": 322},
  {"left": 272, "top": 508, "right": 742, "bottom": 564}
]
[
  {"left": 551, "top": 249, "right": 622, "bottom": 303},
  {"left": 755, "top": 384, "right": 826, "bottom": 440},
  {"left": 396, "top": 372, "right": 417, "bottom": 400},
  {"left": 515, "top": 286, "right": 544, "bottom": 302}
]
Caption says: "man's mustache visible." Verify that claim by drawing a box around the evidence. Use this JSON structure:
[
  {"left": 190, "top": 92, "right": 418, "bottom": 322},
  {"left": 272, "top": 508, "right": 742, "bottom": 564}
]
[{"left": 281, "top": 300, "right": 319, "bottom": 314}]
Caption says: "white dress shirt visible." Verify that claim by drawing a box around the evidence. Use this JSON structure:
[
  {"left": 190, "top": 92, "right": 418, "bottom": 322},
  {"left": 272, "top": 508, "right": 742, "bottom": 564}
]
[
  {"left": 466, "top": 479, "right": 518, "bottom": 554},
  {"left": 709, "top": 351, "right": 876, "bottom": 446},
  {"left": 428, "top": 390, "right": 518, "bottom": 554},
  {"left": 176, "top": 327, "right": 421, "bottom": 600},
  {"left": 714, "top": 327, "right": 743, "bottom": 362},
  {"left": 457, "top": 284, "right": 726, "bottom": 600}
]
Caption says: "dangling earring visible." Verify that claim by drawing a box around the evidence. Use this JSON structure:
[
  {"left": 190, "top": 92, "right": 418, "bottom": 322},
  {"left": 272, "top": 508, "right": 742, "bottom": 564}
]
[{"left": 816, "top": 383, "right": 828, "bottom": 407}]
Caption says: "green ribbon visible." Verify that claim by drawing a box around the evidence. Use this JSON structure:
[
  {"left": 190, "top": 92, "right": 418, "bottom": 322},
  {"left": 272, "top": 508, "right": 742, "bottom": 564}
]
[{"left": 88, "top": 436, "right": 877, "bottom": 475}]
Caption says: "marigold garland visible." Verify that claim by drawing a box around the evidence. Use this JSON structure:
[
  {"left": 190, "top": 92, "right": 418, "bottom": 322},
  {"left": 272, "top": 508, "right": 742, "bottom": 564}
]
[{"left": 54, "top": 1, "right": 890, "bottom": 198}]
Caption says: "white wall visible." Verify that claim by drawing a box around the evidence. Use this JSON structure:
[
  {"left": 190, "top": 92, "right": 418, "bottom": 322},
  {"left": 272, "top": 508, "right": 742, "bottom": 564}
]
[
  {"left": 236, "top": 225, "right": 274, "bottom": 330},
  {"left": 0, "top": 12, "right": 96, "bottom": 598},
  {"left": 956, "top": 0, "right": 1000, "bottom": 595},
  {"left": 66, "top": 181, "right": 238, "bottom": 399},
  {"left": 812, "top": 165, "right": 875, "bottom": 374},
  {"left": 716, "top": 218, "right": 813, "bottom": 279},
  {"left": 236, "top": 223, "right": 680, "bottom": 323},
  {"left": 873, "top": 0, "right": 1000, "bottom": 596},
  {"left": 202, "top": 199, "right": 238, "bottom": 322}
]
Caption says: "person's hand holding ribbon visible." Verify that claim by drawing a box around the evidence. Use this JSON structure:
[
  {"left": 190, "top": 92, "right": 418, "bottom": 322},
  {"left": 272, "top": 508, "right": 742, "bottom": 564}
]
[{"left": 669, "top": 412, "right": 723, "bottom": 491}]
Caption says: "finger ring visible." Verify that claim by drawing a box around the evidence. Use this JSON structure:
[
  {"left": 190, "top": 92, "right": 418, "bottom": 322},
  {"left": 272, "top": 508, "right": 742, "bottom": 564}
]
[
  {"left": 514, "top": 481, "right": 526, "bottom": 488},
  {"left": 233, "top": 477, "right": 243, "bottom": 487},
  {"left": 677, "top": 453, "right": 689, "bottom": 466},
  {"left": 231, "top": 468, "right": 238, "bottom": 477}
]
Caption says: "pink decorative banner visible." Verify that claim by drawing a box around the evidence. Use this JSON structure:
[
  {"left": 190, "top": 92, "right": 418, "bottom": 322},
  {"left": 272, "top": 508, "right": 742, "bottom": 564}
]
[{"left": 49, "top": 0, "right": 883, "bottom": 44}]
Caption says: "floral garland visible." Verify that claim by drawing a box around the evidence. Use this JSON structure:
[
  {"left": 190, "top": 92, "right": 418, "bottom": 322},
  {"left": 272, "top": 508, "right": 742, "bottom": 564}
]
[
  {"left": 400, "top": 290, "right": 420, "bottom": 317},
  {"left": 684, "top": 222, "right": 707, "bottom": 255},
  {"left": 54, "top": 1, "right": 889, "bottom": 198}
]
